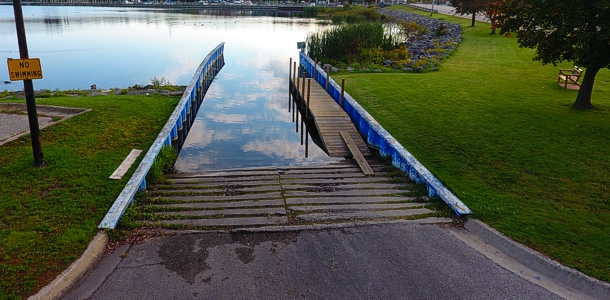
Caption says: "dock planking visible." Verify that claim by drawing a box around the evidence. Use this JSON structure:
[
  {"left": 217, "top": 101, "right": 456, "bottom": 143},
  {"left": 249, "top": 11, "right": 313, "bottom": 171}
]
[{"left": 291, "top": 75, "right": 371, "bottom": 158}]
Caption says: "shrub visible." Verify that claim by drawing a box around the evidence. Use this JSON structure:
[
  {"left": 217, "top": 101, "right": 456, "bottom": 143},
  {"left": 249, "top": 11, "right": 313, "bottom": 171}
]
[
  {"left": 331, "top": 15, "right": 343, "bottom": 24},
  {"left": 434, "top": 23, "right": 449, "bottom": 37},
  {"left": 346, "top": 14, "right": 365, "bottom": 23},
  {"left": 306, "top": 22, "right": 402, "bottom": 63},
  {"left": 385, "top": 45, "right": 409, "bottom": 66},
  {"left": 359, "top": 46, "right": 385, "bottom": 65},
  {"left": 303, "top": 6, "right": 327, "bottom": 17},
  {"left": 151, "top": 77, "right": 171, "bottom": 89}
]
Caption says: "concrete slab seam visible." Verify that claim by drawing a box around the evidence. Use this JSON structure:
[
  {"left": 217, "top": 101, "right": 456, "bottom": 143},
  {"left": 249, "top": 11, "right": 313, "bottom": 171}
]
[
  {"left": 231, "top": 217, "right": 453, "bottom": 233},
  {"left": 464, "top": 219, "right": 610, "bottom": 299},
  {"left": 0, "top": 106, "right": 91, "bottom": 147},
  {"left": 28, "top": 232, "right": 108, "bottom": 300}
]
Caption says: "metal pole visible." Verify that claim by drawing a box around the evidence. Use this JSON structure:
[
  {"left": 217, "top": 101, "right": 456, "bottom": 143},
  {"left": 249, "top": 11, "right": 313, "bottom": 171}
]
[{"left": 12, "top": 0, "right": 44, "bottom": 167}]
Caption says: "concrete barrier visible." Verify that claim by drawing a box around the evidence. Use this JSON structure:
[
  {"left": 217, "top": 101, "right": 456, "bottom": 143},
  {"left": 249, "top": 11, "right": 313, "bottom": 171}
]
[{"left": 99, "top": 43, "right": 225, "bottom": 229}]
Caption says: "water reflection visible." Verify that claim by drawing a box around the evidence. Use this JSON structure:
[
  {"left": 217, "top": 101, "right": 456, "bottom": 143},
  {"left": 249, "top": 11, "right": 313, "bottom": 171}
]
[
  {"left": 0, "top": 5, "right": 339, "bottom": 171},
  {"left": 0, "top": 6, "right": 322, "bottom": 91},
  {"left": 174, "top": 57, "right": 341, "bottom": 172}
]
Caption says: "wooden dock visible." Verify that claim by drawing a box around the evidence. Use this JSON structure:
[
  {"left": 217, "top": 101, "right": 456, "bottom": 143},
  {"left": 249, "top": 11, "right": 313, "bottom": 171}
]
[{"left": 291, "top": 76, "right": 371, "bottom": 158}]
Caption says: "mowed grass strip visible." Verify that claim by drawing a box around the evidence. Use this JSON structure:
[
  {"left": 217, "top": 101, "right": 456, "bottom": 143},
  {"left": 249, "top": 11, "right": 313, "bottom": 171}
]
[
  {"left": 0, "top": 94, "right": 179, "bottom": 299},
  {"left": 332, "top": 6, "right": 610, "bottom": 282}
]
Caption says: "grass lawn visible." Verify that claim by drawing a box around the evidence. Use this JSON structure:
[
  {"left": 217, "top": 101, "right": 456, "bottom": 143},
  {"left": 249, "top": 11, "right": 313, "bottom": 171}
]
[
  {"left": 332, "top": 6, "right": 610, "bottom": 282},
  {"left": 0, "top": 93, "right": 179, "bottom": 299}
]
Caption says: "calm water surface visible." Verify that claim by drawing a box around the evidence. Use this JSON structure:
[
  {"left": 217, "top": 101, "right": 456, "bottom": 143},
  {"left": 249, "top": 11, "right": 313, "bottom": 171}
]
[{"left": 0, "top": 6, "right": 342, "bottom": 171}]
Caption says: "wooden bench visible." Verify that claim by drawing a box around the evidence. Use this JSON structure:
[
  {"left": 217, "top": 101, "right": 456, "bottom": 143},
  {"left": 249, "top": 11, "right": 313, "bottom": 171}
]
[{"left": 558, "top": 66, "right": 583, "bottom": 89}]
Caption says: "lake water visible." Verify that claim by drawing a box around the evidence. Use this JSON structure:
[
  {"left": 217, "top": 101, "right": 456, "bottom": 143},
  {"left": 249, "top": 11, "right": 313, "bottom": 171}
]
[{"left": 0, "top": 5, "right": 343, "bottom": 171}]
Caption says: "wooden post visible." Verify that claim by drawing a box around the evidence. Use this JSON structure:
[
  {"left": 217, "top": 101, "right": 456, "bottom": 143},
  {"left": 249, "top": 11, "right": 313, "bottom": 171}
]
[
  {"left": 289, "top": 57, "right": 292, "bottom": 85},
  {"left": 296, "top": 65, "right": 300, "bottom": 92},
  {"left": 313, "top": 58, "right": 317, "bottom": 80},
  {"left": 325, "top": 67, "right": 330, "bottom": 91},
  {"left": 305, "top": 127, "right": 309, "bottom": 158},
  {"left": 301, "top": 75, "right": 307, "bottom": 109},
  {"left": 306, "top": 79, "right": 311, "bottom": 119},
  {"left": 340, "top": 78, "right": 345, "bottom": 109},
  {"left": 301, "top": 70, "right": 306, "bottom": 100},
  {"left": 293, "top": 61, "right": 296, "bottom": 91}
]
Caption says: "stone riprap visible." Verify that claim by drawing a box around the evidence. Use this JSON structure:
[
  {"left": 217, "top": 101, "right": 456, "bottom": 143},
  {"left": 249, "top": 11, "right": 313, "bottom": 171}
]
[{"left": 379, "top": 8, "right": 462, "bottom": 71}]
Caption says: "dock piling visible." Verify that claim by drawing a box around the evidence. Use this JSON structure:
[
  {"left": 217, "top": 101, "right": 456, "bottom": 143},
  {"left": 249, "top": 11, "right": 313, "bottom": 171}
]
[
  {"left": 325, "top": 67, "right": 330, "bottom": 91},
  {"left": 306, "top": 79, "right": 311, "bottom": 119},
  {"left": 301, "top": 69, "right": 306, "bottom": 105},
  {"left": 340, "top": 78, "right": 345, "bottom": 108},
  {"left": 293, "top": 61, "right": 296, "bottom": 91}
]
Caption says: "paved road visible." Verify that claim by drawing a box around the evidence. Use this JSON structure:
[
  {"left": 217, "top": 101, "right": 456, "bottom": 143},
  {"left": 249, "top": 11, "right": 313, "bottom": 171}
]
[
  {"left": 409, "top": 3, "right": 491, "bottom": 23},
  {"left": 66, "top": 224, "right": 562, "bottom": 299}
]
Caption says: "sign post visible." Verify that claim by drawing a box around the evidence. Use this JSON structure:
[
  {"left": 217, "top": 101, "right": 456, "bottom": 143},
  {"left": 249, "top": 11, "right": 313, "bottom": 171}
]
[{"left": 10, "top": 0, "right": 44, "bottom": 167}]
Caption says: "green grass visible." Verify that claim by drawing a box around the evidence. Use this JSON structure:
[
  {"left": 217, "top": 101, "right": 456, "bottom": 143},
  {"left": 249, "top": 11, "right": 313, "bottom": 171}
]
[
  {"left": 0, "top": 93, "right": 179, "bottom": 299},
  {"left": 334, "top": 6, "right": 610, "bottom": 282}
]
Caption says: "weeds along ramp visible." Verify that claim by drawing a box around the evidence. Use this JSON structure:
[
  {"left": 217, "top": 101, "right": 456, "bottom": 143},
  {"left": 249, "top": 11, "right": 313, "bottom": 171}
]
[{"left": 134, "top": 158, "right": 447, "bottom": 230}]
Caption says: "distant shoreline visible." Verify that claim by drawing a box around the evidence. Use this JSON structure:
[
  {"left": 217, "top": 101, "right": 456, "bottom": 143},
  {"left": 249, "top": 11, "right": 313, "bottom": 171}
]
[{"left": 0, "top": 1, "right": 306, "bottom": 11}]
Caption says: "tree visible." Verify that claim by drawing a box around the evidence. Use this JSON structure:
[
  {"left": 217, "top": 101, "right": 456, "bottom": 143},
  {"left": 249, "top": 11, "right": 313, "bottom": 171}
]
[
  {"left": 450, "top": 0, "right": 494, "bottom": 27},
  {"left": 496, "top": 0, "right": 610, "bottom": 109},
  {"left": 485, "top": 1, "right": 501, "bottom": 34}
]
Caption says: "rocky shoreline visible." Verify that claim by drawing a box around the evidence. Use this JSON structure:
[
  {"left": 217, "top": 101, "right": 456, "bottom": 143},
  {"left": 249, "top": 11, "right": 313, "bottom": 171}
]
[
  {"left": 0, "top": 84, "right": 186, "bottom": 100},
  {"left": 319, "top": 9, "right": 462, "bottom": 73},
  {"left": 379, "top": 8, "right": 462, "bottom": 71}
]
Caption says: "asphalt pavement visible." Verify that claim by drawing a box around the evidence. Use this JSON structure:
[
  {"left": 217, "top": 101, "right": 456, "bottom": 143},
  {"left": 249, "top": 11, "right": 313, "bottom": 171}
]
[
  {"left": 65, "top": 224, "right": 565, "bottom": 300},
  {"left": 409, "top": 3, "right": 491, "bottom": 23}
]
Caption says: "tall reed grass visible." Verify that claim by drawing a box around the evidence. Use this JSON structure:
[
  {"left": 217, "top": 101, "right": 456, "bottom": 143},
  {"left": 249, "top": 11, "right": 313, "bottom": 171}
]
[{"left": 306, "top": 22, "right": 403, "bottom": 64}]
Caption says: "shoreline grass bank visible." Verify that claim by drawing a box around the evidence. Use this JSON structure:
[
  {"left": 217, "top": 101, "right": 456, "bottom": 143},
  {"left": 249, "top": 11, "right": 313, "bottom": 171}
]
[
  {"left": 0, "top": 93, "right": 179, "bottom": 299},
  {"left": 333, "top": 6, "right": 610, "bottom": 282}
]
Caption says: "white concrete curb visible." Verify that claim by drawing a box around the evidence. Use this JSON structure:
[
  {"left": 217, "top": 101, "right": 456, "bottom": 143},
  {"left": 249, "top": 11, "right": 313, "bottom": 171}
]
[
  {"left": 28, "top": 232, "right": 108, "bottom": 300},
  {"left": 465, "top": 219, "right": 610, "bottom": 299}
]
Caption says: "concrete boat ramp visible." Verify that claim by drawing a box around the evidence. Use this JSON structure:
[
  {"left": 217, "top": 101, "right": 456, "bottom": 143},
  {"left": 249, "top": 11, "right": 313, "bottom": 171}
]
[{"left": 137, "top": 157, "right": 439, "bottom": 230}]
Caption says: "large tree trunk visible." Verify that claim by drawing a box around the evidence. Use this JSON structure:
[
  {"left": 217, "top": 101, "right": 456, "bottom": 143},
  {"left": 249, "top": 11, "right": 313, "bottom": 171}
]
[
  {"left": 471, "top": 12, "right": 476, "bottom": 27},
  {"left": 573, "top": 67, "right": 600, "bottom": 109}
]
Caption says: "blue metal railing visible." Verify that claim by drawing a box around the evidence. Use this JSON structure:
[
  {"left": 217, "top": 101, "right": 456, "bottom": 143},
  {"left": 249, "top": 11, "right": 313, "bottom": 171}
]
[
  {"left": 99, "top": 43, "right": 225, "bottom": 229},
  {"left": 299, "top": 52, "right": 472, "bottom": 216}
]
